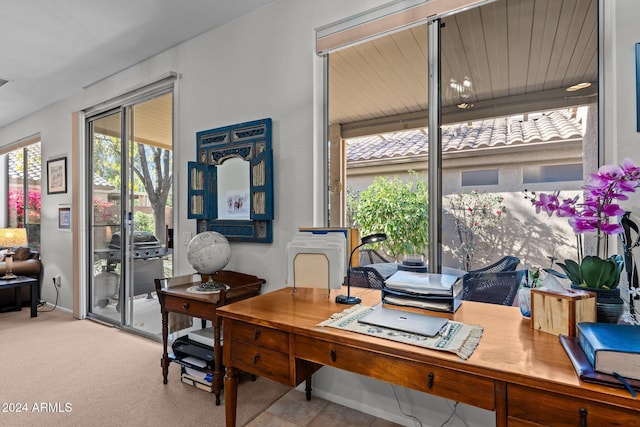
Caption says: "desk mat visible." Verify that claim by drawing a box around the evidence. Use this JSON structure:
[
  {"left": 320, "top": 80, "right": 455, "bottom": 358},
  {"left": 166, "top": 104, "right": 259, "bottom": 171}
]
[{"left": 317, "top": 305, "right": 482, "bottom": 360}]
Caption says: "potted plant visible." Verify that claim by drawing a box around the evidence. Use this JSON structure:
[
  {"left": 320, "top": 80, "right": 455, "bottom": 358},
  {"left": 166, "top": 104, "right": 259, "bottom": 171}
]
[{"left": 525, "top": 158, "right": 640, "bottom": 322}]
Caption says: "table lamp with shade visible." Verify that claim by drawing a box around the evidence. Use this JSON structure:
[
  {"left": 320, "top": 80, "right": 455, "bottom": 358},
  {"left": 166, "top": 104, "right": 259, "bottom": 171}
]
[
  {"left": 0, "top": 228, "right": 28, "bottom": 279},
  {"left": 336, "top": 232, "right": 387, "bottom": 305}
]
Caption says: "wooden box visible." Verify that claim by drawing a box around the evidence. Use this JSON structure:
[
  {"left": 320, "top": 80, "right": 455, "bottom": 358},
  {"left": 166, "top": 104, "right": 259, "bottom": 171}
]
[{"left": 530, "top": 287, "right": 596, "bottom": 336}]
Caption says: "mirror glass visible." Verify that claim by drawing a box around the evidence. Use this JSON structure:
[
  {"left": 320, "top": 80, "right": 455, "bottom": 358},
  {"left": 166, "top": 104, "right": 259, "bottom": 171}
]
[{"left": 217, "top": 156, "right": 250, "bottom": 220}]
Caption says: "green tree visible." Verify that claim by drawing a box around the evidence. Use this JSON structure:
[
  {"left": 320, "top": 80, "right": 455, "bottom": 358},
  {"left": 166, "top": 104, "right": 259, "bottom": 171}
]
[
  {"left": 134, "top": 143, "right": 172, "bottom": 241},
  {"left": 352, "top": 173, "right": 429, "bottom": 259},
  {"left": 93, "top": 134, "right": 172, "bottom": 242},
  {"left": 133, "top": 211, "right": 154, "bottom": 233}
]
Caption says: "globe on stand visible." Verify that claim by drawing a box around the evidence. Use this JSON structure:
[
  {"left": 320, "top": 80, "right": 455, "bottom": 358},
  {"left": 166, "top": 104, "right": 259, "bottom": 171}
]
[{"left": 187, "top": 231, "right": 231, "bottom": 291}]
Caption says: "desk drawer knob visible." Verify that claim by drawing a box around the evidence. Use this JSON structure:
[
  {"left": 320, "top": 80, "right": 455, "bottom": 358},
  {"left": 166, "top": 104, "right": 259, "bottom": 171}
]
[
  {"left": 579, "top": 408, "right": 588, "bottom": 427},
  {"left": 330, "top": 348, "right": 336, "bottom": 362},
  {"left": 182, "top": 302, "right": 189, "bottom": 309},
  {"left": 427, "top": 372, "right": 434, "bottom": 389},
  {"left": 253, "top": 353, "right": 261, "bottom": 364},
  {"left": 254, "top": 329, "right": 261, "bottom": 341}
]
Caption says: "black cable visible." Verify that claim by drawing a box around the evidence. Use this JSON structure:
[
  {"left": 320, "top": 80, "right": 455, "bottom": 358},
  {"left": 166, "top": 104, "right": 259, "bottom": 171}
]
[
  {"left": 391, "top": 384, "right": 423, "bottom": 427},
  {"left": 440, "top": 401, "right": 469, "bottom": 427},
  {"left": 38, "top": 278, "right": 60, "bottom": 312},
  {"left": 440, "top": 401, "right": 458, "bottom": 427}
]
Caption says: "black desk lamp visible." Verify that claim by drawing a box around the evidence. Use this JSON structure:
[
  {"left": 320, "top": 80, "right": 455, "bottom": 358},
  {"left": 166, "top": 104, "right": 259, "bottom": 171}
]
[{"left": 336, "top": 233, "right": 387, "bottom": 304}]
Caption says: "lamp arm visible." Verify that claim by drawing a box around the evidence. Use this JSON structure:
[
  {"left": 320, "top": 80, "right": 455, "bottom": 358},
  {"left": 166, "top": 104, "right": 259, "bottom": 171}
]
[{"left": 347, "top": 242, "right": 366, "bottom": 297}]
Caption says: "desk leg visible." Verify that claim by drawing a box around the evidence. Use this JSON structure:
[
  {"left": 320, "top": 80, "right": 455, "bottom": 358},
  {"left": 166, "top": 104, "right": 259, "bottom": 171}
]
[
  {"left": 30, "top": 282, "right": 37, "bottom": 317},
  {"left": 160, "top": 310, "right": 169, "bottom": 384},
  {"left": 495, "top": 380, "right": 507, "bottom": 427},
  {"left": 305, "top": 377, "right": 312, "bottom": 401},
  {"left": 213, "top": 315, "right": 222, "bottom": 405},
  {"left": 224, "top": 366, "right": 238, "bottom": 427}
]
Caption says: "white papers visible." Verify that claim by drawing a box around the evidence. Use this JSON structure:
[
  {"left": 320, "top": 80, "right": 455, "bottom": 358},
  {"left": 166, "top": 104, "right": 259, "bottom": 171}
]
[
  {"left": 383, "top": 295, "right": 452, "bottom": 311},
  {"left": 182, "top": 356, "right": 207, "bottom": 368},
  {"left": 385, "top": 270, "right": 463, "bottom": 295},
  {"left": 188, "top": 327, "right": 214, "bottom": 348}
]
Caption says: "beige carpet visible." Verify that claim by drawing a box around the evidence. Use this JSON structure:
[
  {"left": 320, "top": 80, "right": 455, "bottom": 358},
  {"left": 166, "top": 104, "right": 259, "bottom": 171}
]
[{"left": 0, "top": 307, "right": 290, "bottom": 426}]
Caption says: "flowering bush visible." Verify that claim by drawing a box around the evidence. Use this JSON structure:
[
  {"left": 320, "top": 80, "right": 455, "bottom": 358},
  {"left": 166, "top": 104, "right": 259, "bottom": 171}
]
[
  {"left": 525, "top": 158, "right": 640, "bottom": 289},
  {"left": 93, "top": 199, "right": 119, "bottom": 225},
  {"left": 448, "top": 190, "right": 505, "bottom": 270},
  {"left": 8, "top": 188, "right": 41, "bottom": 225}
]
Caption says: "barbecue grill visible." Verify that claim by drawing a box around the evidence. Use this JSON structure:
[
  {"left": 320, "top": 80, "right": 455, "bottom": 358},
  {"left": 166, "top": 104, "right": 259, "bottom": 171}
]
[
  {"left": 101, "top": 230, "right": 166, "bottom": 260},
  {"left": 93, "top": 230, "right": 166, "bottom": 308}
]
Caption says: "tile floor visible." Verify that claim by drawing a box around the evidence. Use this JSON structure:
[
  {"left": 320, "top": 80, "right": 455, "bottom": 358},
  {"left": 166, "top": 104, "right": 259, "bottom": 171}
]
[{"left": 248, "top": 389, "right": 402, "bottom": 427}]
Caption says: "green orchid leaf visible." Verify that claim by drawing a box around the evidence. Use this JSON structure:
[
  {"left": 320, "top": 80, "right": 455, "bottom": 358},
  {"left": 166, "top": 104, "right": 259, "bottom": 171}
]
[
  {"left": 580, "top": 256, "right": 610, "bottom": 288},
  {"left": 557, "top": 259, "right": 583, "bottom": 286},
  {"left": 579, "top": 255, "right": 622, "bottom": 289},
  {"left": 604, "top": 254, "right": 624, "bottom": 289}
]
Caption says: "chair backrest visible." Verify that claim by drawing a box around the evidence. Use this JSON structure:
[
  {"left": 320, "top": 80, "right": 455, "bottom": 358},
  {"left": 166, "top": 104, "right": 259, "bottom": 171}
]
[
  {"left": 348, "top": 266, "right": 386, "bottom": 289},
  {"left": 358, "top": 248, "right": 390, "bottom": 265},
  {"left": 468, "top": 256, "right": 520, "bottom": 274},
  {"left": 462, "top": 269, "right": 527, "bottom": 306}
]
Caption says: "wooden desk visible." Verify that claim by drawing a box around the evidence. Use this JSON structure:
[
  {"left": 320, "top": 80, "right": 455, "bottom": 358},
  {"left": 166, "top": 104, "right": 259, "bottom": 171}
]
[
  {"left": 218, "top": 287, "right": 640, "bottom": 427},
  {"left": 0, "top": 276, "right": 39, "bottom": 317},
  {"left": 154, "top": 270, "right": 264, "bottom": 405}
]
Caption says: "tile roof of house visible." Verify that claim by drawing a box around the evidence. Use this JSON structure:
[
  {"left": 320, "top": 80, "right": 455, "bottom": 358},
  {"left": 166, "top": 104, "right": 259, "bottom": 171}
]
[
  {"left": 346, "top": 109, "right": 583, "bottom": 162},
  {"left": 7, "top": 147, "right": 113, "bottom": 188},
  {"left": 7, "top": 145, "right": 41, "bottom": 180}
]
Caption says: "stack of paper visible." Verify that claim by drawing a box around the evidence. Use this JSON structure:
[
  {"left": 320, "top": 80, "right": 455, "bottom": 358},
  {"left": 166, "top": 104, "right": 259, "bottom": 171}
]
[{"left": 385, "top": 270, "right": 463, "bottom": 295}]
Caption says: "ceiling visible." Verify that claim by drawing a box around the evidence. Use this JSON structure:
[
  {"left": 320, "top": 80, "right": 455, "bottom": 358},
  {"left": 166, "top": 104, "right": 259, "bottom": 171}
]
[
  {"left": 0, "top": 0, "right": 598, "bottom": 145},
  {"left": 330, "top": 0, "right": 598, "bottom": 138},
  {"left": 0, "top": 0, "right": 274, "bottom": 130}
]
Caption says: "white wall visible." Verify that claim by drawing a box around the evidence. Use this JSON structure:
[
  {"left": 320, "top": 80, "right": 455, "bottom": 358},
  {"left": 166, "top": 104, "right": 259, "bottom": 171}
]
[{"left": 0, "top": 0, "right": 639, "bottom": 426}]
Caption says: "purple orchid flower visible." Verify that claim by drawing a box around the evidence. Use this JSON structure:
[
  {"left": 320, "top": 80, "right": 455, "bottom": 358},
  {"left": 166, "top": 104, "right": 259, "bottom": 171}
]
[{"left": 528, "top": 158, "right": 640, "bottom": 260}]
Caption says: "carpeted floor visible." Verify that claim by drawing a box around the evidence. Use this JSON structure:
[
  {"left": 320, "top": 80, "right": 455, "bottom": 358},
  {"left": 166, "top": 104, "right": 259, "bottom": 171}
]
[{"left": 0, "top": 307, "right": 290, "bottom": 426}]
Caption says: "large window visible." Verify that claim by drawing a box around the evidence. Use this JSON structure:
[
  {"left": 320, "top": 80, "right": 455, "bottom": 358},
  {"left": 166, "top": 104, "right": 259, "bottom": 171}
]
[
  {"left": 5, "top": 142, "right": 41, "bottom": 249},
  {"left": 326, "top": 0, "right": 598, "bottom": 271}
]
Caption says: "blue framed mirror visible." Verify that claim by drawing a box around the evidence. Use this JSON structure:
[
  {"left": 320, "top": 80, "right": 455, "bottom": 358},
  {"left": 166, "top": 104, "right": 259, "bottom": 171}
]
[{"left": 188, "top": 118, "right": 274, "bottom": 243}]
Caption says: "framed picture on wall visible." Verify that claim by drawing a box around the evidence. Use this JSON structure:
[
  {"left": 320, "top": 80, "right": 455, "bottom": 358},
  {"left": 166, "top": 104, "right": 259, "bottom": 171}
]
[
  {"left": 58, "top": 206, "right": 71, "bottom": 231},
  {"left": 47, "top": 157, "right": 67, "bottom": 194}
]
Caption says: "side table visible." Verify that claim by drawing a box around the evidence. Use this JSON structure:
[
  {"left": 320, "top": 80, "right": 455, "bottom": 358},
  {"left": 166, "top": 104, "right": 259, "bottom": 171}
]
[
  {"left": 154, "top": 270, "right": 264, "bottom": 405},
  {"left": 0, "top": 276, "right": 39, "bottom": 317}
]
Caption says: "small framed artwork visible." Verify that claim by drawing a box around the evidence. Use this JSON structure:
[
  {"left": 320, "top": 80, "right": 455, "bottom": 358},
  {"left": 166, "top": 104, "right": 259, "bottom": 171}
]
[
  {"left": 58, "top": 206, "right": 71, "bottom": 231},
  {"left": 47, "top": 157, "right": 67, "bottom": 194}
]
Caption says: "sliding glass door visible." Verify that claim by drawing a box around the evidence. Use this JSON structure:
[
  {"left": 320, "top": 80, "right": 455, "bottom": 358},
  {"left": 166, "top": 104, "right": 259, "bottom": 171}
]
[{"left": 87, "top": 92, "right": 173, "bottom": 339}]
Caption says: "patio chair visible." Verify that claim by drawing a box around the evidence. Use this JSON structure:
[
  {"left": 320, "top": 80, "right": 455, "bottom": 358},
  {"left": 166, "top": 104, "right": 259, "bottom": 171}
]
[
  {"left": 348, "top": 266, "right": 386, "bottom": 289},
  {"left": 462, "top": 269, "right": 527, "bottom": 306},
  {"left": 468, "top": 256, "right": 520, "bottom": 274},
  {"left": 359, "top": 248, "right": 391, "bottom": 265}
]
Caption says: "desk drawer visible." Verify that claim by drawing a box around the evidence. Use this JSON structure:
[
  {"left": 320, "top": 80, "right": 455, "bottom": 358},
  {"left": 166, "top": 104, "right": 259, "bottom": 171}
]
[
  {"left": 295, "top": 335, "right": 494, "bottom": 410},
  {"left": 164, "top": 296, "right": 212, "bottom": 319},
  {"left": 507, "top": 384, "right": 639, "bottom": 426},
  {"left": 228, "top": 340, "right": 291, "bottom": 385},
  {"left": 231, "top": 321, "right": 289, "bottom": 354}
]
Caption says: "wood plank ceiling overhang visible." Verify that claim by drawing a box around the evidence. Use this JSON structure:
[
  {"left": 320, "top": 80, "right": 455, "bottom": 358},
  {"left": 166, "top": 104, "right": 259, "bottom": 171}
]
[
  {"left": 329, "top": 0, "right": 598, "bottom": 139},
  {"left": 92, "top": 93, "right": 173, "bottom": 150}
]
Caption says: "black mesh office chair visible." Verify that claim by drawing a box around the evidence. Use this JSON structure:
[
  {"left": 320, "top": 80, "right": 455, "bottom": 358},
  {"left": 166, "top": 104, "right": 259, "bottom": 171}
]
[
  {"left": 468, "top": 256, "right": 520, "bottom": 274},
  {"left": 462, "top": 269, "right": 527, "bottom": 306},
  {"left": 348, "top": 266, "right": 386, "bottom": 289},
  {"left": 358, "top": 248, "right": 391, "bottom": 265}
]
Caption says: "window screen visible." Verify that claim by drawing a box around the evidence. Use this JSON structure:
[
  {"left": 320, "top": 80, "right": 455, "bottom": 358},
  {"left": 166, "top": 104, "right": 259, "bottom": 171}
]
[
  {"left": 461, "top": 169, "right": 499, "bottom": 187},
  {"left": 523, "top": 164, "right": 583, "bottom": 184}
]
